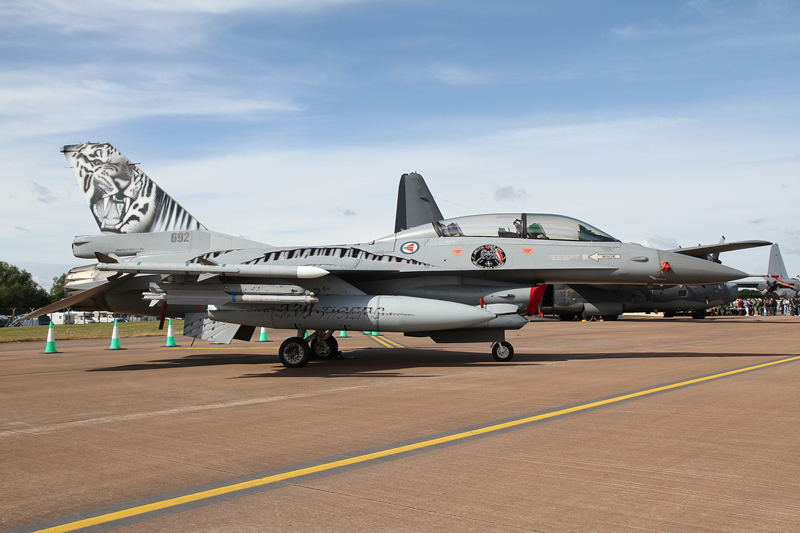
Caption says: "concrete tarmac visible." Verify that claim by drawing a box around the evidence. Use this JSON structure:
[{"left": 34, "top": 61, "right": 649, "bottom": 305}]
[{"left": 1, "top": 315, "right": 799, "bottom": 532}]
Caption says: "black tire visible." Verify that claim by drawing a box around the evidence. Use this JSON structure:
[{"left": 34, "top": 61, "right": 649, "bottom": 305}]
[
  {"left": 601, "top": 315, "right": 619, "bottom": 321},
  {"left": 310, "top": 336, "right": 338, "bottom": 360},
  {"left": 492, "top": 341, "right": 514, "bottom": 362},
  {"left": 691, "top": 310, "right": 707, "bottom": 320},
  {"left": 558, "top": 313, "right": 576, "bottom": 322},
  {"left": 279, "top": 337, "right": 310, "bottom": 368}
]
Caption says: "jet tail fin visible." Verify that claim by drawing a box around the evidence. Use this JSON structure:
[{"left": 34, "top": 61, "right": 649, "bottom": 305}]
[
  {"left": 767, "top": 243, "right": 789, "bottom": 279},
  {"left": 394, "top": 172, "right": 444, "bottom": 233},
  {"left": 62, "top": 143, "right": 205, "bottom": 234}
]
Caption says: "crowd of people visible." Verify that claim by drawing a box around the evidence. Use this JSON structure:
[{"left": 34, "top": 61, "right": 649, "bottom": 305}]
[{"left": 717, "top": 297, "right": 800, "bottom": 316}]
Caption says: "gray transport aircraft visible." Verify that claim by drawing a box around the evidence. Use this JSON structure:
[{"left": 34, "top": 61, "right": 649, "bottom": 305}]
[
  {"left": 734, "top": 244, "right": 800, "bottom": 298},
  {"left": 27, "top": 143, "right": 752, "bottom": 367}
]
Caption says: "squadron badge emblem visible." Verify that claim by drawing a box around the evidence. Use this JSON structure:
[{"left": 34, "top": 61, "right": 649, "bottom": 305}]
[{"left": 471, "top": 244, "right": 506, "bottom": 268}]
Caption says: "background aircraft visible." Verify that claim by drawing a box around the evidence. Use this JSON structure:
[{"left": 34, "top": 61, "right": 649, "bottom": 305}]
[
  {"left": 734, "top": 244, "right": 800, "bottom": 298},
  {"left": 27, "top": 143, "right": 749, "bottom": 367},
  {"left": 539, "top": 282, "right": 738, "bottom": 321}
]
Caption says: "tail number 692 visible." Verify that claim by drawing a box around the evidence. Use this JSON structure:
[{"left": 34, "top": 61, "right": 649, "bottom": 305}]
[{"left": 171, "top": 232, "right": 190, "bottom": 243}]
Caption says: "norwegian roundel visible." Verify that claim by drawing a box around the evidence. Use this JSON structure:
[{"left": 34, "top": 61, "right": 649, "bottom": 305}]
[
  {"left": 401, "top": 241, "right": 419, "bottom": 254},
  {"left": 471, "top": 244, "right": 506, "bottom": 268}
]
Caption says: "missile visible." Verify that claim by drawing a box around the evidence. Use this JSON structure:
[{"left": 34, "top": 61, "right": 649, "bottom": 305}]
[
  {"left": 97, "top": 262, "right": 329, "bottom": 279},
  {"left": 208, "top": 294, "right": 497, "bottom": 332},
  {"left": 143, "top": 290, "right": 319, "bottom": 306}
]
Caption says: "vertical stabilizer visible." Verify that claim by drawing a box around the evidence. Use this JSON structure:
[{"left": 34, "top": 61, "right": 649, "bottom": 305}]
[
  {"left": 767, "top": 243, "right": 789, "bottom": 279},
  {"left": 394, "top": 172, "right": 444, "bottom": 233},
  {"left": 62, "top": 143, "right": 205, "bottom": 234}
]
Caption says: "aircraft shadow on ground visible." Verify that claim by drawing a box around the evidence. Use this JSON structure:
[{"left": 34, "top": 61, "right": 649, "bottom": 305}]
[{"left": 87, "top": 346, "right": 784, "bottom": 379}]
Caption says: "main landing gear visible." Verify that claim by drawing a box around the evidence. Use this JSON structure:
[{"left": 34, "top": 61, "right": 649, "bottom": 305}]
[
  {"left": 278, "top": 331, "right": 340, "bottom": 368},
  {"left": 311, "top": 335, "right": 338, "bottom": 359},
  {"left": 279, "top": 331, "right": 514, "bottom": 367},
  {"left": 491, "top": 341, "right": 514, "bottom": 362},
  {"left": 278, "top": 337, "right": 311, "bottom": 368}
]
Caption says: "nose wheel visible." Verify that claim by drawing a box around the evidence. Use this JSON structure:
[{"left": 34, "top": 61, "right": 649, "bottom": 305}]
[{"left": 491, "top": 341, "right": 514, "bottom": 362}]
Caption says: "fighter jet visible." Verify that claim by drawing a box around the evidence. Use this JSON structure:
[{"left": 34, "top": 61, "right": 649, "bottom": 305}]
[
  {"left": 27, "top": 143, "right": 749, "bottom": 367},
  {"left": 734, "top": 244, "right": 800, "bottom": 298}
]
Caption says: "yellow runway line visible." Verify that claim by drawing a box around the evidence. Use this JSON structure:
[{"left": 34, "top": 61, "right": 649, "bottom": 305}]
[{"left": 30, "top": 354, "right": 800, "bottom": 533}]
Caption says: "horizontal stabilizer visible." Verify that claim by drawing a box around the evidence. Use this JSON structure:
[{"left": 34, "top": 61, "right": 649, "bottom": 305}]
[{"left": 14, "top": 274, "right": 131, "bottom": 323}]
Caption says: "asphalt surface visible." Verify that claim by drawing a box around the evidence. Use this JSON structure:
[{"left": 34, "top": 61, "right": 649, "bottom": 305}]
[{"left": 1, "top": 315, "right": 799, "bottom": 532}]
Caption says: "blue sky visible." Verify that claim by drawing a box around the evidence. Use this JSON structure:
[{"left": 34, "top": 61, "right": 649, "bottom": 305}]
[{"left": 1, "top": 0, "right": 799, "bottom": 289}]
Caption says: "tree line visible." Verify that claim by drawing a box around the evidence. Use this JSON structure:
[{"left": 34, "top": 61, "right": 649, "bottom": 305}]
[{"left": 0, "top": 261, "right": 65, "bottom": 318}]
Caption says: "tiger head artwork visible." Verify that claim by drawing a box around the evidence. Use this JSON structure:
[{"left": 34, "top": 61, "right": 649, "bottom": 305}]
[{"left": 64, "top": 143, "right": 202, "bottom": 234}]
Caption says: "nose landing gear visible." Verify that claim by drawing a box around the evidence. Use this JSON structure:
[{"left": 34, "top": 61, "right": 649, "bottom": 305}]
[{"left": 491, "top": 341, "right": 514, "bottom": 362}]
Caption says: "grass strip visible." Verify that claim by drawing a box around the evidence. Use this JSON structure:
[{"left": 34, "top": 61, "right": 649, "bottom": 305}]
[{"left": 0, "top": 321, "right": 185, "bottom": 343}]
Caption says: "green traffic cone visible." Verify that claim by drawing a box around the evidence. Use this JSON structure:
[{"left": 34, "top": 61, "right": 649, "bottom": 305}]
[
  {"left": 165, "top": 319, "right": 177, "bottom": 347},
  {"left": 257, "top": 327, "right": 268, "bottom": 342},
  {"left": 109, "top": 320, "right": 122, "bottom": 350},
  {"left": 339, "top": 330, "right": 348, "bottom": 338},
  {"left": 44, "top": 322, "right": 58, "bottom": 353}
]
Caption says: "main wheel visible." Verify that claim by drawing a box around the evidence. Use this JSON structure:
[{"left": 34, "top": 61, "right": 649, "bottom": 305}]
[
  {"left": 601, "top": 314, "right": 619, "bottom": 321},
  {"left": 310, "top": 336, "right": 339, "bottom": 360},
  {"left": 492, "top": 341, "right": 514, "bottom": 362},
  {"left": 691, "top": 310, "right": 707, "bottom": 320},
  {"left": 279, "top": 337, "right": 311, "bottom": 368}
]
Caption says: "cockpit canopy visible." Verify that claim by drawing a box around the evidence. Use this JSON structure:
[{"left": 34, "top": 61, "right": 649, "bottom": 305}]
[{"left": 435, "top": 213, "right": 617, "bottom": 242}]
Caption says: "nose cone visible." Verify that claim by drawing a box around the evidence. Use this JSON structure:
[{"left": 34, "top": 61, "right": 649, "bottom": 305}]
[{"left": 656, "top": 251, "right": 748, "bottom": 285}]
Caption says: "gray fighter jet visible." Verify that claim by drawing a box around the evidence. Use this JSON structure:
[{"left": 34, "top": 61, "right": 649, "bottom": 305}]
[{"left": 28, "top": 143, "right": 750, "bottom": 367}]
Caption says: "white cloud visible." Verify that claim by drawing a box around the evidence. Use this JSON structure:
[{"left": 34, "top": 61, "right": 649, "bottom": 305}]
[
  {"left": 0, "top": 0, "right": 372, "bottom": 52},
  {"left": 392, "top": 63, "right": 491, "bottom": 86},
  {"left": 1, "top": 0, "right": 370, "bottom": 25},
  {"left": 0, "top": 67, "right": 301, "bottom": 140},
  {"left": 633, "top": 235, "right": 681, "bottom": 250},
  {"left": 29, "top": 181, "right": 57, "bottom": 203},
  {"left": 494, "top": 186, "right": 529, "bottom": 201}
]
